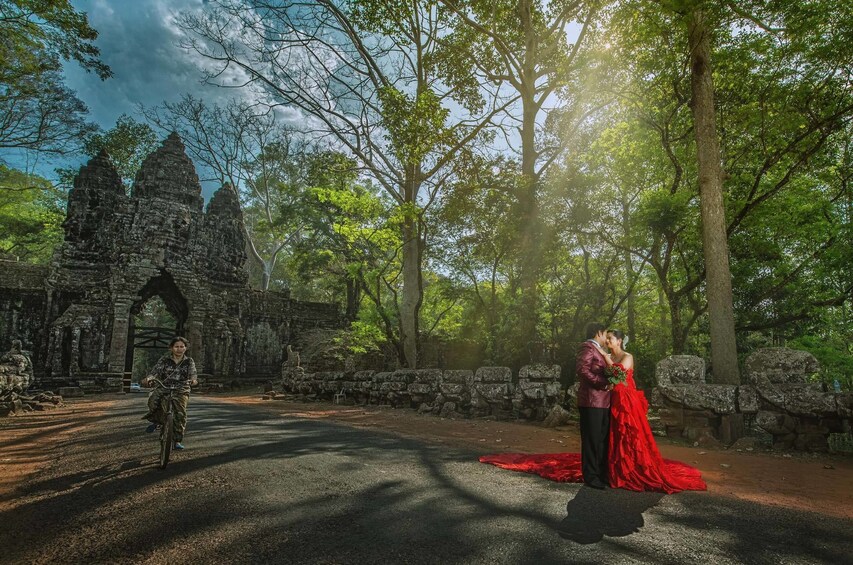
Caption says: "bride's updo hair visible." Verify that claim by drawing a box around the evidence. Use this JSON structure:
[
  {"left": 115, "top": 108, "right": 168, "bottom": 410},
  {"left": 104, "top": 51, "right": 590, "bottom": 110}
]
[{"left": 608, "top": 329, "right": 629, "bottom": 349}]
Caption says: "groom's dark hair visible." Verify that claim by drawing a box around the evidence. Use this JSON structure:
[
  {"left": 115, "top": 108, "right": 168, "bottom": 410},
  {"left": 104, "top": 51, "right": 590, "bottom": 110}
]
[{"left": 585, "top": 322, "right": 607, "bottom": 339}]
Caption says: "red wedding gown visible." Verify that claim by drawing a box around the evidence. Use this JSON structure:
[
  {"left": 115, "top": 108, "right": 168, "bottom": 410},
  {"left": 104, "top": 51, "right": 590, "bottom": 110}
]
[{"left": 480, "top": 365, "right": 706, "bottom": 494}]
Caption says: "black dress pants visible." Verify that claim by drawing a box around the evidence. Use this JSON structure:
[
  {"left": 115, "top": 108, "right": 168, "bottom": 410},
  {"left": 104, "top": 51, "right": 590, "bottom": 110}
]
[{"left": 579, "top": 406, "right": 610, "bottom": 486}]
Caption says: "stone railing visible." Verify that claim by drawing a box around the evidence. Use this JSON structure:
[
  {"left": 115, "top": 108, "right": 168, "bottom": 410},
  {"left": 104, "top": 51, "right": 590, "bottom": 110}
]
[
  {"left": 281, "top": 346, "right": 851, "bottom": 450},
  {"left": 651, "top": 348, "right": 852, "bottom": 451},
  {"left": 282, "top": 364, "right": 562, "bottom": 420}
]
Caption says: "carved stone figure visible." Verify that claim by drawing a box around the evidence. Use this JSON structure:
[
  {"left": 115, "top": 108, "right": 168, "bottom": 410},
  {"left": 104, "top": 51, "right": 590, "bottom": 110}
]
[
  {"left": 286, "top": 345, "right": 301, "bottom": 368},
  {"left": 0, "top": 340, "right": 34, "bottom": 392}
]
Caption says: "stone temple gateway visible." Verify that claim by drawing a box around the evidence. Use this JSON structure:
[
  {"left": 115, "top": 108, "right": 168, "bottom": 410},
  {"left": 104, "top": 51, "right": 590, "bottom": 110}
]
[{"left": 0, "top": 133, "right": 341, "bottom": 389}]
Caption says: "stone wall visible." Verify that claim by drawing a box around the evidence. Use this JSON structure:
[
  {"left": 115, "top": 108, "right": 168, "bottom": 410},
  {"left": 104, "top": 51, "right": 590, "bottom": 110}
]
[
  {"left": 281, "top": 363, "right": 562, "bottom": 420},
  {"left": 651, "top": 348, "right": 851, "bottom": 451},
  {"left": 0, "top": 263, "right": 49, "bottom": 370}
]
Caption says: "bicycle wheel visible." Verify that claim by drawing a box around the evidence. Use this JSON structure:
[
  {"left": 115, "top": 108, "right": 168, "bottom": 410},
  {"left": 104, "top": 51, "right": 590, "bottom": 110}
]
[{"left": 159, "top": 413, "right": 174, "bottom": 469}]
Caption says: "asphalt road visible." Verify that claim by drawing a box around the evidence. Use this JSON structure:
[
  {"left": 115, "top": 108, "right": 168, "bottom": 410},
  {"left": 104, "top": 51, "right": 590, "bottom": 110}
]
[{"left": 1, "top": 395, "right": 850, "bottom": 565}]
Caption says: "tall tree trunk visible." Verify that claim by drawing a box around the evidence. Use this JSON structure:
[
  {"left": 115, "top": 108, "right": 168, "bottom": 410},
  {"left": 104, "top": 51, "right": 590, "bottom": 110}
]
[
  {"left": 622, "top": 195, "right": 636, "bottom": 341},
  {"left": 516, "top": 1, "right": 541, "bottom": 362},
  {"left": 667, "top": 292, "right": 687, "bottom": 355},
  {"left": 688, "top": 8, "right": 740, "bottom": 384},
  {"left": 400, "top": 218, "right": 422, "bottom": 368},
  {"left": 658, "top": 285, "right": 669, "bottom": 360},
  {"left": 399, "top": 171, "right": 423, "bottom": 369},
  {"left": 345, "top": 276, "right": 359, "bottom": 322}
]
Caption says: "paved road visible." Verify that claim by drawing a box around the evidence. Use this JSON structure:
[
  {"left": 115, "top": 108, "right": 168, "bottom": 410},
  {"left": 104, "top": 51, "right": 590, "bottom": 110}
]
[{"left": 1, "top": 395, "right": 850, "bottom": 564}]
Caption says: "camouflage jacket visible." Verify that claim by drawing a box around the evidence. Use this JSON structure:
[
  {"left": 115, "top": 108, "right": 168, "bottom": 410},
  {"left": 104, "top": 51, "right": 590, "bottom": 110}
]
[{"left": 148, "top": 355, "right": 197, "bottom": 393}]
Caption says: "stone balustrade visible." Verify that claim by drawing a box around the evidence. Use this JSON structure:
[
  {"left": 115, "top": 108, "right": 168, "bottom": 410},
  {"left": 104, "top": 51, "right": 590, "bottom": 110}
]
[
  {"left": 281, "top": 347, "right": 850, "bottom": 450},
  {"left": 651, "top": 348, "right": 852, "bottom": 451},
  {"left": 281, "top": 363, "right": 561, "bottom": 421}
]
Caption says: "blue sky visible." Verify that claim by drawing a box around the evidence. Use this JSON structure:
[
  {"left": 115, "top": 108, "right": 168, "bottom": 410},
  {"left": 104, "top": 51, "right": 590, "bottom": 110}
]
[{"left": 4, "top": 0, "right": 242, "bottom": 199}]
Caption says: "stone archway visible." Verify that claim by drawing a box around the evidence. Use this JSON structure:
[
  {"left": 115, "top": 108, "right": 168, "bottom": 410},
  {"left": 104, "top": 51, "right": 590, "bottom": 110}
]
[
  {"left": 0, "top": 133, "right": 343, "bottom": 388},
  {"left": 124, "top": 270, "right": 189, "bottom": 373}
]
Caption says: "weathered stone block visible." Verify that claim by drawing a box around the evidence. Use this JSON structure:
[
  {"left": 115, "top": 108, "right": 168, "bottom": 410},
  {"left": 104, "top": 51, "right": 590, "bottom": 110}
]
[
  {"left": 784, "top": 387, "right": 837, "bottom": 417},
  {"left": 542, "top": 405, "right": 572, "bottom": 427},
  {"left": 654, "top": 385, "right": 685, "bottom": 405},
  {"left": 755, "top": 410, "right": 796, "bottom": 435},
  {"left": 353, "top": 370, "right": 375, "bottom": 381},
  {"left": 471, "top": 383, "right": 510, "bottom": 403},
  {"left": 565, "top": 382, "right": 580, "bottom": 406},
  {"left": 794, "top": 420, "right": 830, "bottom": 435},
  {"left": 439, "top": 401, "right": 458, "bottom": 418},
  {"left": 322, "top": 381, "right": 341, "bottom": 392},
  {"left": 58, "top": 386, "right": 84, "bottom": 397},
  {"left": 315, "top": 371, "right": 345, "bottom": 382},
  {"left": 379, "top": 382, "right": 406, "bottom": 393},
  {"left": 439, "top": 383, "right": 466, "bottom": 397},
  {"left": 679, "top": 385, "right": 736, "bottom": 414},
  {"left": 683, "top": 426, "right": 716, "bottom": 442},
  {"left": 755, "top": 384, "right": 785, "bottom": 410},
  {"left": 372, "top": 371, "right": 393, "bottom": 383},
  {"left": 736, "top": 385, "right": 760, "bottom": 413},
  {"left": 658, "top": 408, "right": 683, "bottom": 427},
  {"left": 412, "top": 369, "right": 442, "bottom": 383},
  {"left": 517, "top": 381, "right": 546, "bottom": 400},
  {"left": 518, "top": 364, "right": 560, "bottom": 382},
  {"left": 682, "top": 414, "right": 716, "bottom": 428},
  {"left": 391, "top": 369, "right": 418, "bottom": 383},
  {"left": 744, "top": 347, "right": 820, "bottom": 385},
  {"left": 408, "top": 383, "right": 433, "bottom": 395},
  {"left": 656, "top": 355, "right": 705, "bottom": 386},
  {"left": 442, "top": 369, "right": 474, "bottom": 385},
  {"left": 473, "top": 367, "right": 511, "bottom": 383}
]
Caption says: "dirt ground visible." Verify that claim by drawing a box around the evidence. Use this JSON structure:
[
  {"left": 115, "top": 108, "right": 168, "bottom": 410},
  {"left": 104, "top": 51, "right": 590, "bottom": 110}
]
[
  {"left": 2, "top": 392, "right": 852, "bottom": 520},
  {"left": 0, "top": 398, "right": 114, "bottom": 511}
]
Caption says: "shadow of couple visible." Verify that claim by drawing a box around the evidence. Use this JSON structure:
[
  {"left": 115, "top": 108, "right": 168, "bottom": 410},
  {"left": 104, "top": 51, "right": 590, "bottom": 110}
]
[{"left": 558, "top": 485, "right": 664, "bottom": 544}]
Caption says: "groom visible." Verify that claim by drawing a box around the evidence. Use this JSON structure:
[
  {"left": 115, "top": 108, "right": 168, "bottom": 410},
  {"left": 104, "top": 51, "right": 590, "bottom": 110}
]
[{"left": 576, "top": 322, "right": 613, "bottom": 489}]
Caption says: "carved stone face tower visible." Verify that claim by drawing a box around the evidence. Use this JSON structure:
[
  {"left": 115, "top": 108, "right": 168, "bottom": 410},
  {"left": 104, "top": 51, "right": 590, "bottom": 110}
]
[{"left": 17, "top": 133, "right": 341, "bottom": 388}]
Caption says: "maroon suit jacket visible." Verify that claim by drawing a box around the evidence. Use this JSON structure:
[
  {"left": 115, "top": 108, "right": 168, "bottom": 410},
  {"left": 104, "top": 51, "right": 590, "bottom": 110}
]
[{"left": 576, "top": 340, "right": 611, "bottom": 408}]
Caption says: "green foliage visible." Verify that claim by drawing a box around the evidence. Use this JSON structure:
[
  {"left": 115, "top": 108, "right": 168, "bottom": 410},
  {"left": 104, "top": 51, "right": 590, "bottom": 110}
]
[
  {"left": 338, "top": 320, "right": 387, "bottom": 355},
  {"left": 378, "top": 86, "right": 451, "bottom": 169},
  {"left": 634, "top": 189, "right": 693, "bottom": 237},
  {"left": 0, "top": 0, "right": 111, "bottom": 80},
  {"left": 790, "top": 335, "right": 853, "bottom": 390},
  {"left": 56, "top": 115, "right": 159, "bottom": 189},
  {"left": 0, "top": 0, "right": 109, "bottom": 155},
  {"left": 0, "top": 165, "right": 64, "bottom": 263},
  {"left": 83, "top": 115, "right": 158, "bottom": 185}
]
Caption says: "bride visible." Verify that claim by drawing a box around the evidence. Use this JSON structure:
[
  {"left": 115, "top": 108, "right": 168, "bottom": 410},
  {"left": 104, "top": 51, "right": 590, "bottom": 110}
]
[
  {"left": 604, "top": 330, "right": 705, "bottom": 493},
  {"left": 480, "top": 330, "right": 706, "bottom": 494}
]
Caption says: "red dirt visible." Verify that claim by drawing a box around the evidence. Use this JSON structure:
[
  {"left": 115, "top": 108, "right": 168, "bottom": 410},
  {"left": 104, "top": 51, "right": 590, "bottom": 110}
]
[
  {"left": 1, "top": 394, "right": 851, "bottom": 521},
  {"left": 0, "top": 398, "right": 114, "bottom": 511}
]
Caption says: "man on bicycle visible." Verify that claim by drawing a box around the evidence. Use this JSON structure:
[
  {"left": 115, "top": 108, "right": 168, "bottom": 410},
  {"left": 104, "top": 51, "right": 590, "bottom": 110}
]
[{"left": 142, "top": 336, "right": 198, "bottom": 450}]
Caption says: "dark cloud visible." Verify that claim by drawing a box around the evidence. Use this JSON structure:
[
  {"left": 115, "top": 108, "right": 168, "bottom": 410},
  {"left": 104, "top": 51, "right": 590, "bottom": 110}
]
[
  {"left": 57, "top": 0, "right": 251, "bottom": 198},
  {"left": 67, "top": 0, "right": 221, "bottom": 129}
]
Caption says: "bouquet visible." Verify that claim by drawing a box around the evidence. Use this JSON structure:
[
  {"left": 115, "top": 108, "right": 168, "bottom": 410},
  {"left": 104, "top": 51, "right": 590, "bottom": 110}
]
[{"left": 606, "top": 364, "right": 628, "bottom": 386}]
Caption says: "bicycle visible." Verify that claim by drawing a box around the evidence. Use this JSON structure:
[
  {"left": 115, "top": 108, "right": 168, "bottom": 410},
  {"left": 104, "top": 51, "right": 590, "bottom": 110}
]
[{"left": 146, "top": 378, "right": 184, "bottom": 469}]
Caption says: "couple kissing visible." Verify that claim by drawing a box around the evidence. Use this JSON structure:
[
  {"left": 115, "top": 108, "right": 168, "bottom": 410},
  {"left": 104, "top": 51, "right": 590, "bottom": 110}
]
[{"left": 481, "top": 322, "right": 706, "bottom": 494}]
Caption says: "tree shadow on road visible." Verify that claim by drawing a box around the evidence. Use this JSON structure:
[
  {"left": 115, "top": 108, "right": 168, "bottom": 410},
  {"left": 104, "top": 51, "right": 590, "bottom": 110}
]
[
  {"left": 2, "top": 396, "right": 851, "bottom": 564},
  {"left": 558, "top": 486, "right": 663, "bottom": 544}
]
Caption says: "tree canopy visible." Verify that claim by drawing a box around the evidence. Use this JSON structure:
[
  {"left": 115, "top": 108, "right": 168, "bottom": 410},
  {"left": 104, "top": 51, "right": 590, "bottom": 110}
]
[{"left": 3, "top": 0, "right": 851, "bottom": 385}]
